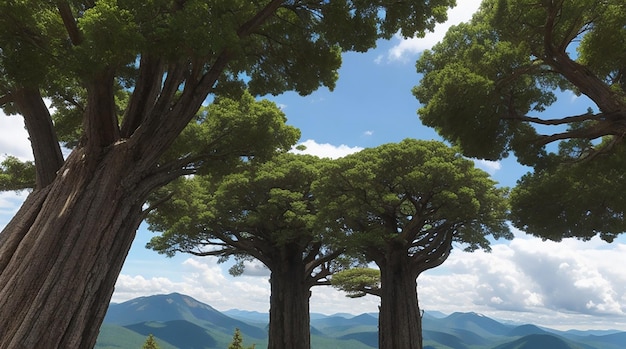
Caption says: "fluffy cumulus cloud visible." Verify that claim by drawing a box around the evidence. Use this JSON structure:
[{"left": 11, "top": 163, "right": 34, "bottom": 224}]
[
  {"left": 385, "top": 0, "right": 482, "bottom": 62},
  {"left": 291, "top": 139, "right": 363, "bottom": 159},
  {"left": 418, "top": 234, "right": 626, "bottom": 329}
]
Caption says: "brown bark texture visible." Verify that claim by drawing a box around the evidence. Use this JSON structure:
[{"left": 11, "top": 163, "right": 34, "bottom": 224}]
[
  {"left": 377, "top": 252, "right": 424, "bottom": 349},
  {"left": 267, "top": 248, "right": 312, "bottom": 349},
  {"left": 0, "top": 144, "right": 149, "bottom": 348}
]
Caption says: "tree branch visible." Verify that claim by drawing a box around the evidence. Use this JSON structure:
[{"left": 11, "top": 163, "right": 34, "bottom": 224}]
[
  {"left": 12, "top": 88, "right": 64, "bottom": 188},
  {"left": 121, "top": 54, "right": 164, "bottom": 138},
  {"left": 502, "top": 110, "right": 600, "bottom": 126},
  {"left": 84, "top": 70, "right": 120, "bottom": 149},
  {"left": 411, "top": 227, "right": 455, "bottom": 275},
  {"left": 0, "top": 93, "right": 13, "bottom": 106},
  {"left": 56, "top": 1, "right": 82, "bottom": 45}
]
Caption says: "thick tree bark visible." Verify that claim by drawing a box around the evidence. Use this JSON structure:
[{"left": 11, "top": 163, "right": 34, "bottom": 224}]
[
  {"left": 0, "top": 2, "right": 292, "bottom": 348},
  {"left": 267, "top": 247, "right": 312, "bottom": 349},
  {"left": 0, "top": 143, "right": 152, "bottom": 348},
  {"left": 377, "top": 253, "right": 423, "bottom": 349}
]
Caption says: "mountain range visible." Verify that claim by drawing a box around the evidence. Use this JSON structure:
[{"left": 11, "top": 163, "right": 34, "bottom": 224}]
[{"left": 96, "top": 293, "right": 626, "bottom": 349}]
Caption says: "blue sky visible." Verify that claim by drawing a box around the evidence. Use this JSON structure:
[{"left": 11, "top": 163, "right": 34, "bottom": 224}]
[{"left": 2, "top": 0, "right": 626, "bottom": 331}]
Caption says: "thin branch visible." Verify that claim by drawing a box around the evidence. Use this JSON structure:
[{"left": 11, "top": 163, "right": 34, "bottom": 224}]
[
  {"left": 502, "top": 110, "right": 600, "bottom": 126},
  {"left": 537, "top": 119, "right": 624, "bottom": 145},
  {"left": 0, "top": 93, "right": 13, "bottom": 106},
  {"left": 305, "top": 248, "right": 345, "bottom": 279},
  {"left": 56, "top": 1, "right": 82, "bottom": 45},
  {"left": 140, "top": 191, "right": 174, "bottom": 220}
]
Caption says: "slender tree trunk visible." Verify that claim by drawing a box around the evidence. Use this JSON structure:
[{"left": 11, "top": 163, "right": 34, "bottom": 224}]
[
  {"left": 267, "top": 248, "right": 311, "bottom": 349},
  {"left": 378, "top": 254, "right": 423, "bottom": 349},
  {"left": 0, "top": 143, "right": 152, "bottom": 348}
]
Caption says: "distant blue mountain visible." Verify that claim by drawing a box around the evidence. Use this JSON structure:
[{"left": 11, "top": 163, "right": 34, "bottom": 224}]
[
  {"left": 104, "top": 292, "right": 266, "bottom": 340},
  {"left": 125, "top": 320, "right": 218, "bottom": 349},
  {"left": 508, "top": 324, "right": 550, "bottom": 337},
  {"left": 430, "top": 311, "right": 512, "bottom": 337},
  {"left": 492, "top": 334, "right": 578, "bottom": 349},
  {"left": 97, "top": 293, "right": 626, "bottom": 349}
]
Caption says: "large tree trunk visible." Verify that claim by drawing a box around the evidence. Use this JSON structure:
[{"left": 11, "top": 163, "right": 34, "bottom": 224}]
[
  {"left": 0, "top": 143, "right": 152, "bottom": 348},
  {"left": 267, "top": 248, "right": 311, "bottom": 349},
  {"left": 378, "top": 254, "right": 423, "bottom": 349}
]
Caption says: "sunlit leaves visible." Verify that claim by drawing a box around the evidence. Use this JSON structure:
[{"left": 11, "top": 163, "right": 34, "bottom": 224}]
[
  {"left": 315, "top": 139, "right": 511, "bottom": 255},
  {"left": 0, "top": 156, "right": 35, "bottom": 191},
  {"left": 160, "top": 91, "right": 300, "bottom": 174},
  {"left": 147, "top": 153, "right": 331, "bottom": 265},
  {"left": 414, "top": 0, "right": 624, "bottom": 164},
  {"left": 74, "top": 0, "right": 142, "bottom": 74},
  {"left": 331, "top": 268, "right": 381, "bottom": 298}
]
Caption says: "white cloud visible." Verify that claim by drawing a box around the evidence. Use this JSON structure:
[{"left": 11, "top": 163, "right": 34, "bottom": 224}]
[
  {"left": 387, "top": 0, "right": 482, "bottom": 62},
  {"left": 291, "top": 139, "right": 363, "bottom": 159},
  {"left": 114, "top": 257, "right": 271, "bottom": 312},
  {"left": 0, "top": 111, "right": 32, "bottom": 161},
  {"left": 363, "top": 130, "right": 374, "bottom": 137},
  {"left": 473, "top": 159, "right": 502, "bottom": 175},
  {"left": 418, "top": 236, "right": 626, "bottom": 329}
]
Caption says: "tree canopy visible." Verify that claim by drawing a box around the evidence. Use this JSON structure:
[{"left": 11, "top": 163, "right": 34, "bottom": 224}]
[
  {"left": 317, "top": 139, "right": 511, "bottom": 266},
  {"left": 413, "top": 0, "right": 626, "bottom": 241},
  {"left": 147, "top": 152, "right": 341, "bottom": 280}
]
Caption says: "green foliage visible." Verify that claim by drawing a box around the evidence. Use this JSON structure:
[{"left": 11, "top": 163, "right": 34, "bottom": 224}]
[
  {"left": 228, "top": 328, "right": 255, "bottom": 349},
  {"left": 142, "top": 334, "right": 161, "bottom": 349},
  {"left": 147, "top": 153, "right": 334, "bottom": 267},
  {"left": 414, "top": 0, "right": 626, "bottom": 242},
  {"left": 510, "top": 143, "right": 626, "bottom": 243},
  {"left": 159, "top": 90, "right": 300, "bottom": 176},
  {"left": 316, "top": 139, "right": 511, "bottom": 256},
  {"left": 0, "top": 156, "right": 35, "bottom": 191},
  {"left": 414, "top": 0, "right": 626, "bottom": 164},
  {"left": 2, "top": 0, "right": 458, "bottom": 152},
  {"left": 331, "top": 268, "right": 381, "bottom": 298}
]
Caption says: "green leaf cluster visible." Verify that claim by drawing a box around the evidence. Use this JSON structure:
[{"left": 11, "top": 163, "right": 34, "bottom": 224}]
[
  {"left": 228, "top": 328, "right": 255, "bottom": 349},
  {"left": 147, "top": 153, "right": 331, "bottom": 265},
  {"left": 0, "top": 156, "right": 35, "bottom": 191},
  {"left": 414, "top": 0, "right": 626, "bottom": 164},
  {"left": 160, "top": 91, "right": 300, "bottom": 175},
  {"left": 330, "top": 268, "right": 380, "bottom": 298},
  {"left": 141, "top": 334, "right": 161, "bottom": 349},
  {"left": 315, "top": 139, "right": 511, "bottom": 254},
  {"left": 511, "top": 143, "right": 626, "bottom": 243}
]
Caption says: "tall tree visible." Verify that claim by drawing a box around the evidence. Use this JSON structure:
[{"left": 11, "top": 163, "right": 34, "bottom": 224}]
[
  {"left": 315, "top": 139, "right": 511, "bottom": 349},
  {"left": 147, "top": 154, "right": 348, "bottom": 349},
  {"left": 413, "top": 0, "right": 626, "bottom": 241},
  {"left": 0, "top": 1, "right": 455, "bottom": 347},
  {"left": 228, "top": 328, "right": 255, "bottom": 349},
  {"left": 142, "top": 334, "right": 161, "bottom": 349}
]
